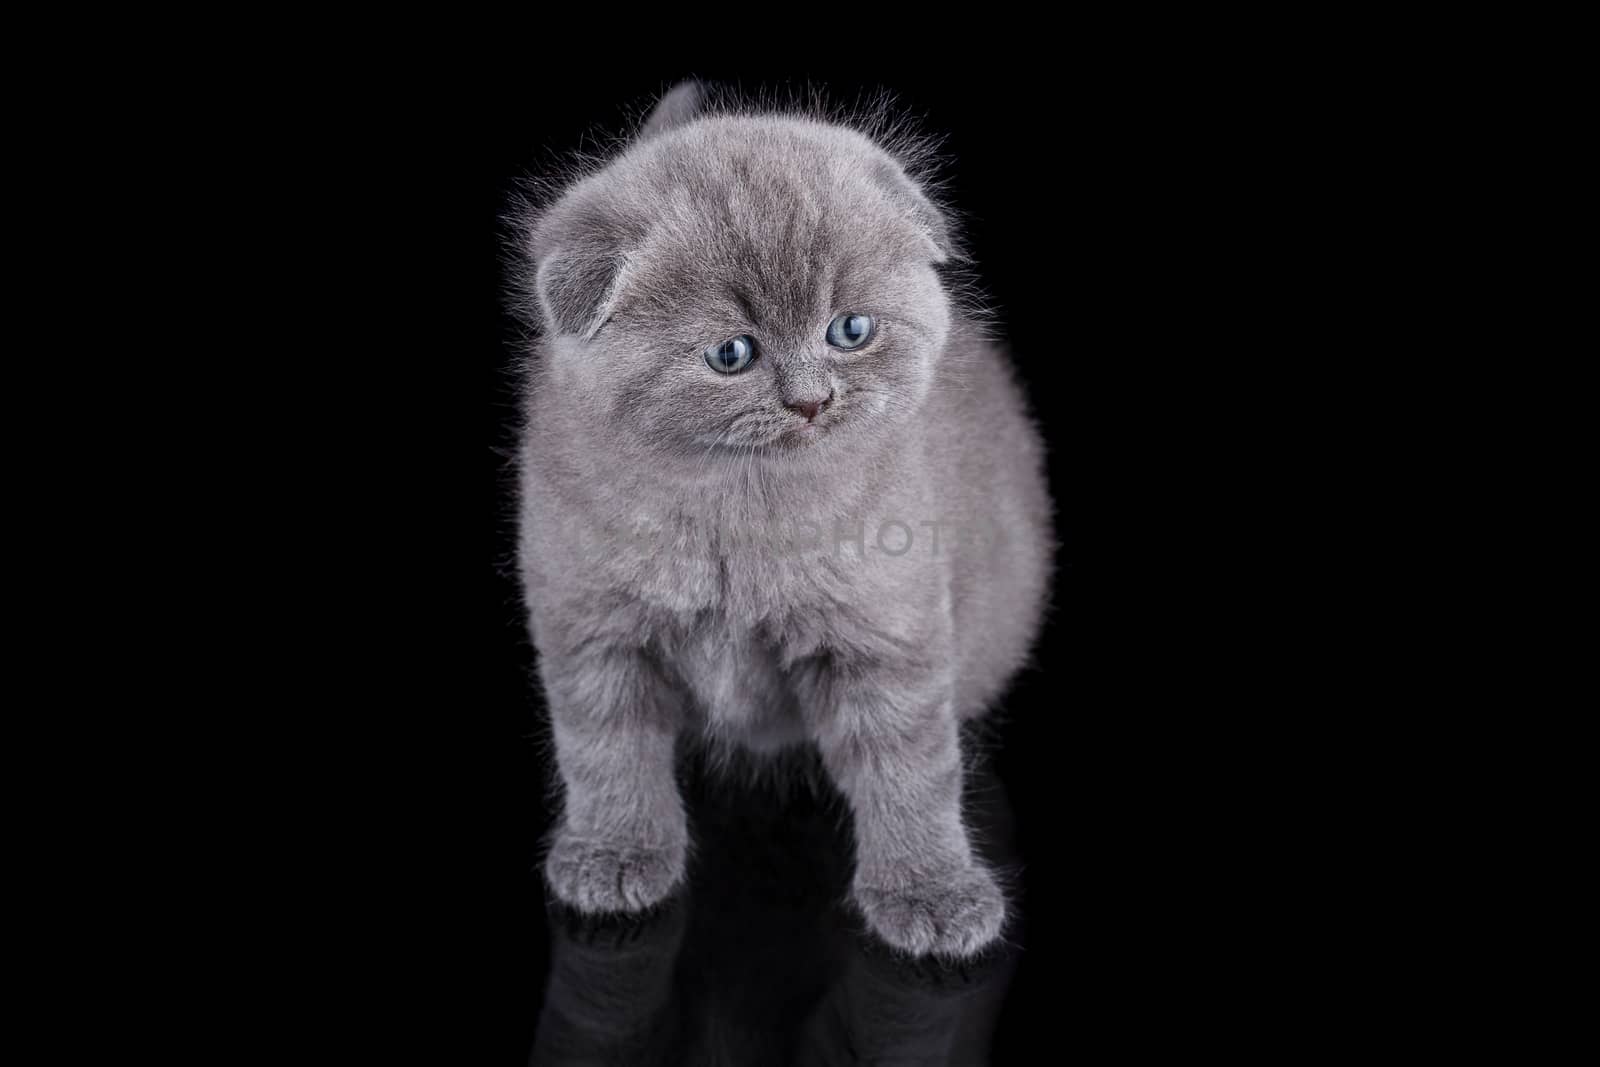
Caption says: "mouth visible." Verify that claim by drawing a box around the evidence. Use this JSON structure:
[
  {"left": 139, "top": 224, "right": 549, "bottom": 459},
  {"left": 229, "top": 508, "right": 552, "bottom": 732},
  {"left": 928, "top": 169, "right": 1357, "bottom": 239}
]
[
  {"left": 700, "top": 411, "right": 838, "bottom": 456},
  {"left": 777, "top": 418, "right": 828, "bottom": 447}
]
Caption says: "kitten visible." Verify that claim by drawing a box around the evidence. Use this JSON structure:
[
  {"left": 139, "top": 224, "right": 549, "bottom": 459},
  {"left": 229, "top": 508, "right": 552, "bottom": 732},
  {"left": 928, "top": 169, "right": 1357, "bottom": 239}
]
[{"left": 514, "top": 82, "right": 1053, "bottom": 958}]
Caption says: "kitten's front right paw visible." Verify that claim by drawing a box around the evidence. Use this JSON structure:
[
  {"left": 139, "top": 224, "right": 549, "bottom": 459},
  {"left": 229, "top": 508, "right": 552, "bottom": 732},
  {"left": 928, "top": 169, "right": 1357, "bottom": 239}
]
[{"left": 544, "top": 832, "right": 685, "bottom": 914}]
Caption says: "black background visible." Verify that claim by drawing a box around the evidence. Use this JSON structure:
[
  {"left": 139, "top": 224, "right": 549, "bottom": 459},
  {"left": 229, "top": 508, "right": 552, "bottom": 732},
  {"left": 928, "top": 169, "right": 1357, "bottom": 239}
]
[{"left": 307, "top": 62, "right": 1328, "bottom": 1062}]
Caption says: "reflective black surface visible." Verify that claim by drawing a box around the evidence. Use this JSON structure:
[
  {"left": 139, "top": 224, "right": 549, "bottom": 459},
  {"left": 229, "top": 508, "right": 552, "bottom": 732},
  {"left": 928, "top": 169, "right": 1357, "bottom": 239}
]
[{"left": 530, "top": 753, "right": 1021, "bottom": 1065}]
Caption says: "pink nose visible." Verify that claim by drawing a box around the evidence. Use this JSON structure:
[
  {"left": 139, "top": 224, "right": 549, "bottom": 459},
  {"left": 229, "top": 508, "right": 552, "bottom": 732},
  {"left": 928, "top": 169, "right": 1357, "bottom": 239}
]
[{"left": 786, "top": 392, "right": 833, "bottom": 421}]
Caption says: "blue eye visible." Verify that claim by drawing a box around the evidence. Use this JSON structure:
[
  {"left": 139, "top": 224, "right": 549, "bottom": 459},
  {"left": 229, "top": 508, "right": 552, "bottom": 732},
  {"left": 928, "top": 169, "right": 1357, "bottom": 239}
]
[
  {"left": 826, "top": 313, "right": 875, "bottom": 350},
  {"left": 705, "top": 335, "right": 757, "bottom": 374}
]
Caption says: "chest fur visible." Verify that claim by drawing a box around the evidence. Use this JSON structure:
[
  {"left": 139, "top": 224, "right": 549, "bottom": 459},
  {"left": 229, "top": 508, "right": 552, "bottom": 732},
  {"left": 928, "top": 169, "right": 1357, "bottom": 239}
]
[{"left": 663, "top": 617, "right": 807, "bottom": 752}]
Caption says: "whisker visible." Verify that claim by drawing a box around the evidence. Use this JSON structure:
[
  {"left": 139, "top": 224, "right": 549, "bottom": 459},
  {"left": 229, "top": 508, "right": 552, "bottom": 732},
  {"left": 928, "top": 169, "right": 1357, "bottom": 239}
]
[{"left": 693, "top": 422, "right": 736, "bottom": 481}]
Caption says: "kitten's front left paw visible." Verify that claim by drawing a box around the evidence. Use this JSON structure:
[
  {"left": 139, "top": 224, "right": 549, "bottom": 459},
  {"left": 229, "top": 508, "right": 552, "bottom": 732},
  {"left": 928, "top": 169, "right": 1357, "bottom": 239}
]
[
  {"left": 544, "top": 833, "right": 685, "bottom": 914},
  {"left": 855, "top": 865, "right": 1006, "bottom": 959}
]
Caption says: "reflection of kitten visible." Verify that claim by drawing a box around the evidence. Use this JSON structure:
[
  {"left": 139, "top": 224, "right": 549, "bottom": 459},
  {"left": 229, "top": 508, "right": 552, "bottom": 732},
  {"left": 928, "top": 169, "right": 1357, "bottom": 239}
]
[{"left": 515, "top": 82, "right": 1052, "bottom": 957}]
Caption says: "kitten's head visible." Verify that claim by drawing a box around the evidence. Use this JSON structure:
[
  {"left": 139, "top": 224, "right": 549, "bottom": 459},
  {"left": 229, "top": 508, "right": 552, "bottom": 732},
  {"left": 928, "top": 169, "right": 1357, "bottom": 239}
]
[{"left": 518, "top": 82, "right": 958, "bottom": 465}]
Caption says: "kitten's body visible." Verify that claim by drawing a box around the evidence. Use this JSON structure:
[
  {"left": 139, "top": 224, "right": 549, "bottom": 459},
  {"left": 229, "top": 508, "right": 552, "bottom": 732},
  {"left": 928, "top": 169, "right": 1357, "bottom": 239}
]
[
  {"left": 516, "top": 85, "right": 1052, "bottom": 957},
  {"left": 521, "top": 319, "right": 1049, "bottom": 748}
]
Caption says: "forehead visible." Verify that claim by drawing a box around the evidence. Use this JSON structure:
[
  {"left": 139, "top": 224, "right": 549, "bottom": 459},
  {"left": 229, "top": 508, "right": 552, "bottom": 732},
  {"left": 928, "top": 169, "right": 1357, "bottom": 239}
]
[{"left": 612, "top": 119, "right": 915, "bottom": 330}]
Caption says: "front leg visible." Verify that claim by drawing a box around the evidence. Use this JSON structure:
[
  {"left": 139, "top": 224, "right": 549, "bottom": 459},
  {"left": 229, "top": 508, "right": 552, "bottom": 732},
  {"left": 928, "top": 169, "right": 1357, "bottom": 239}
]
[
  {"left": 540, "top": 645, "right": 688, "bottom": 914},
  {"left": 809, "top": 662, "right": 1005, "bottom": 958}
]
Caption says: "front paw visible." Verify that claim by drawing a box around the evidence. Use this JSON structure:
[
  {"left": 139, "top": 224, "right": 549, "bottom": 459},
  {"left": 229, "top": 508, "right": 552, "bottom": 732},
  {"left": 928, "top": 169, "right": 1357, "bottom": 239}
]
[
  {"left": 854, "top": 865, "right": 1006, "bottom": 958},
  {"left": 544, "top": 832, "right": 686, "bottom": 914}
]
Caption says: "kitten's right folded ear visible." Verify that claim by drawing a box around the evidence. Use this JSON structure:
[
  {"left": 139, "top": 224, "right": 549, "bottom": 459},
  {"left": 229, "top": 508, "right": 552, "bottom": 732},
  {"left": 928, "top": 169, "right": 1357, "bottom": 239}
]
[
  {"left": 638, "top": 80, "right": 704, "bottom": 141},
  {"left": 529, "top": 198, "right": 641, "bottom": 341}
]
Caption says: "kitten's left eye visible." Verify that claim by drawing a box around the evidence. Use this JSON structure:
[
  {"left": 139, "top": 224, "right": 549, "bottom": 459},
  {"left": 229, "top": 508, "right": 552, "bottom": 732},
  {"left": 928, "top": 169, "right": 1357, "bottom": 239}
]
[{"left": 826, "top": 313, "right": 875, "bottom": 350}]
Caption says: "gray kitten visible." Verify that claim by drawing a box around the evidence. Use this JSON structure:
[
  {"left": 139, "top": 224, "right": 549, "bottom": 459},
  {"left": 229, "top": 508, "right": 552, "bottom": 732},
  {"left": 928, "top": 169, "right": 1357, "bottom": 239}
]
[{"left": 514, "top": 82, "right": 1052, "bottom": 958}]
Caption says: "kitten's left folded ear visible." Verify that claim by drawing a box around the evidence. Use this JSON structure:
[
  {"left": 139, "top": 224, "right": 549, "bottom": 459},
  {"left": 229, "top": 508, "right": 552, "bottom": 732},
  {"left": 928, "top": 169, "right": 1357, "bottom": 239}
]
[
  {"left": 639, "top": 80, "right": 704, "bottom": 141},
  {"left": 871, "top": 158, "right": 956, "bottom": 265}
]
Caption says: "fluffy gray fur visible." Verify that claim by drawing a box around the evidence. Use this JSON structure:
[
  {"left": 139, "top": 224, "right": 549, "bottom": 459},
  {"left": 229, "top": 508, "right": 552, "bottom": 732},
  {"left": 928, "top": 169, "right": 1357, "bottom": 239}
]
[{"left": 514, "top": 82, "right": 1052, "bottom": 958}]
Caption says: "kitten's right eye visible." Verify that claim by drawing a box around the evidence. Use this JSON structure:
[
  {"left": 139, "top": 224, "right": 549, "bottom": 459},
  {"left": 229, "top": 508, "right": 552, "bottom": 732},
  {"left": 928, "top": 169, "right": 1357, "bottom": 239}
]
[{"left": 705, "top": 335, "right": 758, "bottom": 374}]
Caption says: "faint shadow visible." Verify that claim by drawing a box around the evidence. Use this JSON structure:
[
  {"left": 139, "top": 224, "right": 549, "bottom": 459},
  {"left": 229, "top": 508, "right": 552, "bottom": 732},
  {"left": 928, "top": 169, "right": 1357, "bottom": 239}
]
[{"left": 530, "top": 752, "right": 1021, "bottom": 1065}]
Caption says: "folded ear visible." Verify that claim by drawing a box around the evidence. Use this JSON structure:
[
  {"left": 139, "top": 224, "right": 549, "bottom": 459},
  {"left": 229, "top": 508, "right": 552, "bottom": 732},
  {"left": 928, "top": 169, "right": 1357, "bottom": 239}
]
[
  {"left": 529, "top": 199, "right": 640, "bottom": 339},
  {"left": 533, "top": 244, "right": 625, "bottom": 340},
  {"left": 870, "top": 157, "right": 956, "bottom": 265},
  {"left": 639, "top": 80, "right": 704, "bottom": 141}
]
